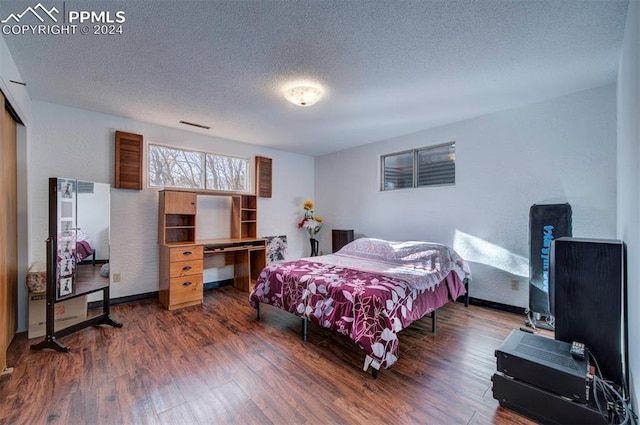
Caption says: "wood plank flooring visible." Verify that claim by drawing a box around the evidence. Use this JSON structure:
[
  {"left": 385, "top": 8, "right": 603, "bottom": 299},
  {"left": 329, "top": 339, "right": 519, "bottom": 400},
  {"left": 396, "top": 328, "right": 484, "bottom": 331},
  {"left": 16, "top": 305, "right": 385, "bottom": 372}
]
[{"left": 0, "top": 287, "right": 539, "bottom": 424}]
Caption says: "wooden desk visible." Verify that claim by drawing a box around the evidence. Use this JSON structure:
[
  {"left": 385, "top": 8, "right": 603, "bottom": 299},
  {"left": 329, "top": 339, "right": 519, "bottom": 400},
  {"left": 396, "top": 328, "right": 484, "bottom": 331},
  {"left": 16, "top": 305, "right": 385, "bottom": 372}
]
[{"left": 159, "top": 238, "right": 266, "bottom": 310}]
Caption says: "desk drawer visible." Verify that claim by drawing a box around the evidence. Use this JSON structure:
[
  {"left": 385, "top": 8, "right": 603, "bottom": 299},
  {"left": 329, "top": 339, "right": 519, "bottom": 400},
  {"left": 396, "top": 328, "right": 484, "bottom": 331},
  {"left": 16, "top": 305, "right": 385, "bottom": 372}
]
[
  {"left": 169, "top": 245, "right": 203, "bottom": 262},
  {"left": 169, "top": 274, "right": 203, "bottom": 305},
  {"left": 169, "top": 259, "right": 203, "bottom": 278}
]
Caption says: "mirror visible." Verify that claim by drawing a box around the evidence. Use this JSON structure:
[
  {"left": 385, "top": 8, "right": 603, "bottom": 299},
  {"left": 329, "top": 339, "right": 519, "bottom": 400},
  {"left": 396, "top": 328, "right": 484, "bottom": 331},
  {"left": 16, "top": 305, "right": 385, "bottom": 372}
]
[{"left": 51, "top": 178, "right": 110, "bottom": 300}]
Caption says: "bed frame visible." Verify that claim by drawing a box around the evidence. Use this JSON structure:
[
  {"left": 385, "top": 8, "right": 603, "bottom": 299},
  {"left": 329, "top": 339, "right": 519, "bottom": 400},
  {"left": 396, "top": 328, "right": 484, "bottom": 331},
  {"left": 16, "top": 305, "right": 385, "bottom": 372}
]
[
  {"left": 77, "top": 249, "right": 96, "bottom": 266},
  {"left": 255, "top": 277, "right": 469, "bottom": 378}
]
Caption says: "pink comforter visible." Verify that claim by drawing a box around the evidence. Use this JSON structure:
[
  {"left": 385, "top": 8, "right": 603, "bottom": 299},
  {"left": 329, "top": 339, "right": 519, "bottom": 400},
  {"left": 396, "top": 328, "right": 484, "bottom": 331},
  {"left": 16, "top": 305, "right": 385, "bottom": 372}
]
[
  {"left": 249, "top": 248, "right": 468, "bottom": 370},
  {"left": 76, "top": 240, "right": 94, "bottom": 261}
]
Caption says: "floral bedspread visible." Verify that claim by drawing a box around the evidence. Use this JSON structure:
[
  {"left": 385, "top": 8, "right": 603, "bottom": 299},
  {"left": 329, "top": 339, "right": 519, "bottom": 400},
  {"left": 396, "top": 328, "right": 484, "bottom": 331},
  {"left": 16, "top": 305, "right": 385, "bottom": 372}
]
[{"left": 249, "top": 238, "right": 470, "bottom": 370}]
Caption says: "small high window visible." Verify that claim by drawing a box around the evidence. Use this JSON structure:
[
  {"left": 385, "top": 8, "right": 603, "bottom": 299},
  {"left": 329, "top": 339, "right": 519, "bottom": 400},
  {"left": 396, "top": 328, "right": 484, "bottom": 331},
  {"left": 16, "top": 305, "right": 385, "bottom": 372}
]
[{"left": 381, "top": 142, "right": 455, "bottom": 191}]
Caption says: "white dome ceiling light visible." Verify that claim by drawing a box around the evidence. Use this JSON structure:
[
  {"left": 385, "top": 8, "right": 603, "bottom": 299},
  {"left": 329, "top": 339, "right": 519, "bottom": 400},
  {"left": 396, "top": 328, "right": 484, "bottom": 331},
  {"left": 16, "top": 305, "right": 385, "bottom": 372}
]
[{"left": 284, "top": 85, "right": 323, "bottom": 107}]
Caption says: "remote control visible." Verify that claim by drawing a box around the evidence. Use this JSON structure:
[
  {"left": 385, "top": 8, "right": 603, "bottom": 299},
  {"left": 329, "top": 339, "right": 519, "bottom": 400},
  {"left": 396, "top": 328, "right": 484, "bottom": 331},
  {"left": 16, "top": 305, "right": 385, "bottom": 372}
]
[{"left": 570, "top": 341, "right": 586, "bottom": 360}]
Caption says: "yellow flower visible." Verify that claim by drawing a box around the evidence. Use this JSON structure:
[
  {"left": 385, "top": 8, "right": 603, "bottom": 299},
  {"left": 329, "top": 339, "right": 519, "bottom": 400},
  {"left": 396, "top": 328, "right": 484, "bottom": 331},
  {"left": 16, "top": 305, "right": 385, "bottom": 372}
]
[
  {"left": 315, "top": 215, "right": 324, "bottom": 223},
  {"left": 303, "top": 200, "right": 314, "bottom": 210}
]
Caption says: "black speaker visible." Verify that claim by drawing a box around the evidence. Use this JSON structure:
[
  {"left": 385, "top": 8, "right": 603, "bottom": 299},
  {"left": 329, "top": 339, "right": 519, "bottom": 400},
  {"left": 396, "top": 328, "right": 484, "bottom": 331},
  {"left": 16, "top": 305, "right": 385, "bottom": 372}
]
[
  {"left": 551, "top": 237, "right": 626, "bottom": 387},
  {"left": 529, "top": 203, "right": 572, "bottom": 316}
]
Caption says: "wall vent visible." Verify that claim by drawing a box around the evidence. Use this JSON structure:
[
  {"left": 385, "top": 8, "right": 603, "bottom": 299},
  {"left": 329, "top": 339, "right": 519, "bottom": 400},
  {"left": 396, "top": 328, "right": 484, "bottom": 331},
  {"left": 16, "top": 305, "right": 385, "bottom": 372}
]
[{"left": 179, "top": 120, "right": 211, "bottom": 130}]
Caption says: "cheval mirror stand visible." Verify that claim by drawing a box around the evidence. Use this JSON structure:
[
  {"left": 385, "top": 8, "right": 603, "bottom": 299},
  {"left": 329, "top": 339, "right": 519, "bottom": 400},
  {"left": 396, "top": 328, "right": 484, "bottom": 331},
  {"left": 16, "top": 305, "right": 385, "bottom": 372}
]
[{"left": 31, "top": 177, "right": 122, "bottom": 352}]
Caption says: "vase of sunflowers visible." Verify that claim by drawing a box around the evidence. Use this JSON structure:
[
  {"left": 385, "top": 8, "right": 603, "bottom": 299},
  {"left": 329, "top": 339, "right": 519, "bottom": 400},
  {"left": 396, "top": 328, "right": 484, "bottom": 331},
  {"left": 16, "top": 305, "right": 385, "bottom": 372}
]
[{"left": 298, "top": 200, "right": 323, "bottom": 256}]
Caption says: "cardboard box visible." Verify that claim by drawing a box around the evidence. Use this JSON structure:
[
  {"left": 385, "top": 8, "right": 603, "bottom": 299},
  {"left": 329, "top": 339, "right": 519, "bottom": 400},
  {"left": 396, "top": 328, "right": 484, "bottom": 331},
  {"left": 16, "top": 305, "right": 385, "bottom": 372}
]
[
  {"left": 28, "top": 293, "right": 87, "bottom": 339},
  {"left": 26, "top": 262, "right": 47, "bottom": 293}
]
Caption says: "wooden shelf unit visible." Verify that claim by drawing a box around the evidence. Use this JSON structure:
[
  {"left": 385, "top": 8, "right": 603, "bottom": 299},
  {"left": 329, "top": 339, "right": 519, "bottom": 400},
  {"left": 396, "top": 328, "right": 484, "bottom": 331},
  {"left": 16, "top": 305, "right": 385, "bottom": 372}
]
[
  {"left": 158, "top": 191, "right": 197, "bottom": 244},
  {"left": 232, "top": 195, "right": 258, "bottom": 239},
  {"left": 158, "top": 190, "right": 266, "bottom": 310}
]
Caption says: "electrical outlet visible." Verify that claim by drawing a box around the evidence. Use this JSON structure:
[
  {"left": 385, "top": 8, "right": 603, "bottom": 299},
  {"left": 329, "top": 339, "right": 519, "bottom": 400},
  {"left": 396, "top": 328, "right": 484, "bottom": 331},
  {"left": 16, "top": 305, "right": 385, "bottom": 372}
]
[
  {"left": 112, "top": 273, "right": 121, "bottom": 283},
  {"left": 511, "top": 279, "right": 519, "bottom": 290}
]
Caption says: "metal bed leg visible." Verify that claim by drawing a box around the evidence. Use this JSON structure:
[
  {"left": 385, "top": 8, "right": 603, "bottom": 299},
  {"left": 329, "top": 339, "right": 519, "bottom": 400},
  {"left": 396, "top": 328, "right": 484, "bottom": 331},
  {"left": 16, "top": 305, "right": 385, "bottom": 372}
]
[
  {"left": 431, "top": 309, "right": 437, "bottom": 333},
  {"left": 256, "top": 302, "right": 261, "bottom": 320},
  {"left": 363, "top": 356, "right": 379, "bottom": 379},
  {"left": 301, "top": 318, "right": 308, "bottom": 342},
  {"left": 464, "top": 278, "right": 469, "bottom": 307}
]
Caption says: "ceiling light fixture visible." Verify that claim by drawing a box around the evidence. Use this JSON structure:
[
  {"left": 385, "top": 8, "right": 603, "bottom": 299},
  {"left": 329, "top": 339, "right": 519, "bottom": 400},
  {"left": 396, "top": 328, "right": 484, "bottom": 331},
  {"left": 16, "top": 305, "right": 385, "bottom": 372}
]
[{"left": 284, "top": 86, "right": 323, "bottom": 107}]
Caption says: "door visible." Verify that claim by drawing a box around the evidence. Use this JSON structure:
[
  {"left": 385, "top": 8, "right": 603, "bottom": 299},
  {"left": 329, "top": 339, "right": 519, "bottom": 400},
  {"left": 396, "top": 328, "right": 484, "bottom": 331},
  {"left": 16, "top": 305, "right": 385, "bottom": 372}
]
[{"left": 1, "top": 91, "right": 18, "bottom": 373}]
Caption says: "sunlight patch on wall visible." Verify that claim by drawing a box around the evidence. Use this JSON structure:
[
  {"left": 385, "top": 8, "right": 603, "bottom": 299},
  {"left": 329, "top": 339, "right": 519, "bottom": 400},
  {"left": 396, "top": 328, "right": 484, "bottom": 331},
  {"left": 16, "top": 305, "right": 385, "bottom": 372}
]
[{"left": 453, "top": 230, "right": 528, "bottom": 277}]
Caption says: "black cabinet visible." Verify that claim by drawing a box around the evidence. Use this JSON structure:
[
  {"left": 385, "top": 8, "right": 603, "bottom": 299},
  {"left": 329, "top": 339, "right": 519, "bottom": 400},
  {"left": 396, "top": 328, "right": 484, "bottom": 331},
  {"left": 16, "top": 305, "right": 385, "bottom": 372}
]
[{"left": 332, "top": 229, "right": 354, "bottom": 253}]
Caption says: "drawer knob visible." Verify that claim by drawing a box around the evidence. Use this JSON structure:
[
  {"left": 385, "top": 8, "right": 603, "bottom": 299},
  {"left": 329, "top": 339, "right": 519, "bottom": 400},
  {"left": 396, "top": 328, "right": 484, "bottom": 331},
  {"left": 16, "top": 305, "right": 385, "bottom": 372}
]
[
  {"left": 183, "top": 251, "right": 192, "bottom": 256},
  {"left": 182, "top": 281, "right": 192, "bottom": 287},
  {"left": 182, "top": 266, "right": 192, "bottom": 271}
]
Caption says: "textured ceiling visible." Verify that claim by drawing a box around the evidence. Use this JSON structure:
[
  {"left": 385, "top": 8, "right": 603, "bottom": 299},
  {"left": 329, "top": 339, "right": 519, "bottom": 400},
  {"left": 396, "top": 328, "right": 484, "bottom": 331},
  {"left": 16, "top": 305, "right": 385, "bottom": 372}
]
[{"left": 0, "top": 0, "right": 629, "bottom": 156}]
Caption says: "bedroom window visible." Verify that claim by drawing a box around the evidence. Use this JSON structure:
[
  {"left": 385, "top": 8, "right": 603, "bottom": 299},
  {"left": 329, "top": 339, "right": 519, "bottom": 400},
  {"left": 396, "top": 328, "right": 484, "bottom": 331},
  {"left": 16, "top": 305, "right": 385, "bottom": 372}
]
[
  {"left": 382, "top": 150, "right": 414, "bottom": 190},
  {"left": 148, "top": 144, "right": 249, "bottom": 192},
  {"left": 381, "top": 141, "right": 455, "bottom": 190}
]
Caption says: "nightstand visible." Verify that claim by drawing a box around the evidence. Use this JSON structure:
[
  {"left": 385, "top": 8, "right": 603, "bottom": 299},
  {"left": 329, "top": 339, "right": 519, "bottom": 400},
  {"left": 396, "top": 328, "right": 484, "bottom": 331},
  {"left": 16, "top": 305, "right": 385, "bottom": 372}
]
[{"left": 332, "top": 229, "right": 354, "bottom": 253}]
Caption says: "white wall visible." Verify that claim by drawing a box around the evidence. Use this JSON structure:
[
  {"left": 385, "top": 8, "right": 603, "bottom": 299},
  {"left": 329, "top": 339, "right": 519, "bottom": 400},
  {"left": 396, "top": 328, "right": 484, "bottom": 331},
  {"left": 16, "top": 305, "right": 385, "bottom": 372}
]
[
  {"left": 617, "top": 0, "right": 639, "bottom": 411},
  {"left": 77, "top": 182, "right": 111, "bottom": 261},
  {"left": 316, "top": 85, "right": 617, "bottom": 308},
  {"left": 0, "top": 36, "right": 31, "bottom": 125},
  {"left": 24, "top": 101, "right": 314, "bottom": 331}
]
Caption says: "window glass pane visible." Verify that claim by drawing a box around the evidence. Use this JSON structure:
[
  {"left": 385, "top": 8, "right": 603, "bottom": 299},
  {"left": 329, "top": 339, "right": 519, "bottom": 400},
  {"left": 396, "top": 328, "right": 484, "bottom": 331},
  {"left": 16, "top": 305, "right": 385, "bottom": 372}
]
[
  {"left": 148, "top": 145, "right": 204, "bottom": 189},
  {"left": 416, "top": 142, "right": 455, "bottom": 187},
  {"left": 205, "top": 154, "right": 248, "bottom": 192},
  {"left": 382, "top": 152, "right": 413, "bottom": 190}
]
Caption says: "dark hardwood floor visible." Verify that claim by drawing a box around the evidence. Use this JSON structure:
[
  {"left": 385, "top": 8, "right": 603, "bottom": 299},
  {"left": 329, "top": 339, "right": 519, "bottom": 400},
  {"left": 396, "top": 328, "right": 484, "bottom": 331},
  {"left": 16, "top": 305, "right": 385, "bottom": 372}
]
[{"left": 1, "top": 286, "right": 539, "bottom": 424}]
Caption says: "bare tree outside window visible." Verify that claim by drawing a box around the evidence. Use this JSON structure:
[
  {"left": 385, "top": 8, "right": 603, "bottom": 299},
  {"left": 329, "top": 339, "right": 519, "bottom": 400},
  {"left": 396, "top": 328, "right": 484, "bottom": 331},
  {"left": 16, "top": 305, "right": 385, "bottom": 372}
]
[
  {"left": 206, "top": 154, "right": 247, "bottom": 191},
  {"left": 149, "top": 144, "right": 249, "bottom": 192},
  {"left": 149, "top": 145, "right": 204, "bottom": 188}
]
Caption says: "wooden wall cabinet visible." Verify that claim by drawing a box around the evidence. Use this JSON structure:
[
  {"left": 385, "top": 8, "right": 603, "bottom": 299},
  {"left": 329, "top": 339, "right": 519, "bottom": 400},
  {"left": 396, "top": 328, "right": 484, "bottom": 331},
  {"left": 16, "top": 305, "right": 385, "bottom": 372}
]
[
  {"left": 158, "top": 190, "right": 266, "bottom": 310},
  {"left": 115, "top": 131, "right": 143, "bottom": 190},
  {"left": 255, "top": 156, "right": 272, "bottom": 198}
]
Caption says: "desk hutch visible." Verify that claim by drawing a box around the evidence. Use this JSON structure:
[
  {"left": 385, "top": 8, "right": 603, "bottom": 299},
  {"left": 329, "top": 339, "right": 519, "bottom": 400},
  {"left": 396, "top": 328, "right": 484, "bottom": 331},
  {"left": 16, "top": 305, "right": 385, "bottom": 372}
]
[{"left": 158, "top": 190, "right": 266, "bottom": 310}]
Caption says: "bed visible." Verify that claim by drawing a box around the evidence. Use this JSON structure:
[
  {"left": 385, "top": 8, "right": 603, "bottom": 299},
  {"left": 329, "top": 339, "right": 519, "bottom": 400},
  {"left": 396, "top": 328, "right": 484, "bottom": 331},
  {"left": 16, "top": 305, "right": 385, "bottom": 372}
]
[
  {"left": 75, "top": 240, "right": 96, "bottom": 264},
  {"left": 58, "top": 228, "right": 96, "bottom": 265},
  {"left": 248, "top": 237, "right": 471, "bottom": 377}
]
